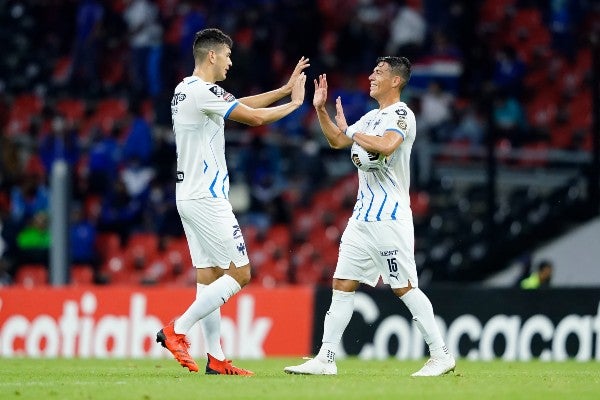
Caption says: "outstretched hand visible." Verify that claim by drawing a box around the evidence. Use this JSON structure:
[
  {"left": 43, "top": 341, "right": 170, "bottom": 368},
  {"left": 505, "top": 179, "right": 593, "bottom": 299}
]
[
  {"left": 291, "top": 72, "right": 307, "bottom": 106},
  {"left": 283, "top": 57, "right": 310, "bottom": 95},
  {"left": 334, "top": 96, "right": 348, "bottom": 131},
  {"left": 313, "top": 74, "right": 328, "bottom": 109}
]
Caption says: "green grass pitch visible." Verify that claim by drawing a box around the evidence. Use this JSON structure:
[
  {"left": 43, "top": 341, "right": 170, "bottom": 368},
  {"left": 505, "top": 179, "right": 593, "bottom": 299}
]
[{"left": 1, "top": 357, "right": 598, "bottom": 400}]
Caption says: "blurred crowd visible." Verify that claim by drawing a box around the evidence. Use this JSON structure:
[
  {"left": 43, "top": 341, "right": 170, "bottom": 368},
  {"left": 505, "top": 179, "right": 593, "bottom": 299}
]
[{"left": 0, "top": 0, "right": 596, "bottom": 285}]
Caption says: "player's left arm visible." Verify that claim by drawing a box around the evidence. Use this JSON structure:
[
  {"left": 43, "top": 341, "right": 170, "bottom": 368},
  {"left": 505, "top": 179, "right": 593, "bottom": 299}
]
[
  {"left": 238, "top": 57, "right": 310, "bottom": 108},
  {"left": 353, "top": 130, "right": 404, "bottom": 157}
]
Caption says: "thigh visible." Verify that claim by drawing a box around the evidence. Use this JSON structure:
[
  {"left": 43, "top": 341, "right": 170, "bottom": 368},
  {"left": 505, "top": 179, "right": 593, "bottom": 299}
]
[
  {"left": 177, "top": 198, "right": 250, "bottom": 269},
  {"left": 368, "top": 219, "right": 418, "bottom": 289},
  {"left": 334, "top": 220, "right": 380, "bottom": 287}
]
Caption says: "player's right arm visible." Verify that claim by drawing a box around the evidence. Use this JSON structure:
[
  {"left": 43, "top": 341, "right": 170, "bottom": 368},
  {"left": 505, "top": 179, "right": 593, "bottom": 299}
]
[
  {"left": 228, "top": 73, "right": 306, "bottom": 126},
  {"left": 313, "top": 74, "right": 353, "bottom": 149}
]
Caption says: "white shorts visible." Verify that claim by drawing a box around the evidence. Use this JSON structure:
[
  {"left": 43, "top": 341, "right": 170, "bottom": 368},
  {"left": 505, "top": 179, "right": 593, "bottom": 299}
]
[
  {"left": 176, "top": 198, "right": 250, "bottom": 269},
  {"left": 334, "top": 218, "right": 418, "bottom": 289}
]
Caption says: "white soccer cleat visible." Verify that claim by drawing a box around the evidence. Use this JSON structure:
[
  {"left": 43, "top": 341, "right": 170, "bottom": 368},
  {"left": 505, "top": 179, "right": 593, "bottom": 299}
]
[
  {"left": 411, "top": 355, "right": 456, "bottom": 377},
  {"left": 284, "top": 357, "right": 337, "bottom": 375}
]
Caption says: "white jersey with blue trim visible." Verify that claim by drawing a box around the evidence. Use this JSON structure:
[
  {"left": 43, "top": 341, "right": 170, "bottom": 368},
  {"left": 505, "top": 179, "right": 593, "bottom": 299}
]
[
  {"left": 171, "top": 76, "right": 239, "bottom": 201},
  {"left": 350, "top": 101, "right": 416, "bottom": 222}
]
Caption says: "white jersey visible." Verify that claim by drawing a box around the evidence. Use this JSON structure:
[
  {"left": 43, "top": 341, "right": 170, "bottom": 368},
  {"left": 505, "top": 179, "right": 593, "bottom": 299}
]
[
  {"left": 349, "top": 101, "right": 416, "bottom": 222},
  {"left": 171, "top": 76, "right": 239, "bottom": 201}
]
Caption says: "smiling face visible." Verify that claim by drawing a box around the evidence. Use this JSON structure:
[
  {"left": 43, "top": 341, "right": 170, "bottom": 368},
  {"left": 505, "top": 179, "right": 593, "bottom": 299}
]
[{"left": 368, "top": 61, "right": 401, "bottom": 102}]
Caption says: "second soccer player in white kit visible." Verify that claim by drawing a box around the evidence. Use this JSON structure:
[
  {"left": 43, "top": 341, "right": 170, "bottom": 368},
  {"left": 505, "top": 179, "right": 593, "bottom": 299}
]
[{"left": 284, "top": 56, "right": 456, "bottom": 377}]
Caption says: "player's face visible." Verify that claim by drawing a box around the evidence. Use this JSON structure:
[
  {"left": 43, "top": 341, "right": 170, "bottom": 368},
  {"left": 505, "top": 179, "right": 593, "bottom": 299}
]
[
  {"left": 368, "top": 62, "right": 393, "bottom": 100},
  {"left": 213, "top": 45, "right": 232, "bottom": 82}
]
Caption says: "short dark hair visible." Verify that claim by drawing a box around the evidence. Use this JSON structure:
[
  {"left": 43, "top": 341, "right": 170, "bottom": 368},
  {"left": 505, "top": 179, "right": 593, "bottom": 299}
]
[
  {"left": 376, "top": 56, "right": 412, "bottom": 88},
  {"left": 193, "top": 28, "right": 233, "bottom": 61}
]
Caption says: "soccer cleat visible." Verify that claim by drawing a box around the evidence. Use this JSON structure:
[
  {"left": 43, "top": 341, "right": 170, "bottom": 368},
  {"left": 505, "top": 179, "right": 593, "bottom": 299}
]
[
  {"left": 205, "top": 353, "right": 254, "bottom": 376},
  {"left": 284, "top": 357, "right": 337, "bottom": 375},
  {"left": 156, "top": 321, "right": 199, "bottom": 372},
  {"left": 411, "top": 355, "right": 456, "bottom": 377}
]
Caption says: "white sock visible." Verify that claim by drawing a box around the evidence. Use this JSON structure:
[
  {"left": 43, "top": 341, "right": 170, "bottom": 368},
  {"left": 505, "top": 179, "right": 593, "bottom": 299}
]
[
  {"left": 174, "top": 274, "right": 241, "bottom": 334},
  {"left": 400, "top": 288, "right": 449, "bottom": 359},
  {"left": 316, "top": 290, "right": 355, "bottom": 363},
  {"left": 196, "top": 284, "right": 225, "bottom": 360}
]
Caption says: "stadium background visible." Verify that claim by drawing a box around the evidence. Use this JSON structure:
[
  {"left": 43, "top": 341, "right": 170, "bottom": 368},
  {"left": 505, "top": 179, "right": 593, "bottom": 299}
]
[{"left": 0, "top": 0, "right": 598, "bottom": 361}]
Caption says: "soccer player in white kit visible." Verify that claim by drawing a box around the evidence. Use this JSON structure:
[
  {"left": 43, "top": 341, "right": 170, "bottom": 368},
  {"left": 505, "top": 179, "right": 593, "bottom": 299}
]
[
  {"left": 156, "top": 28, "right": 308, "bottom": 375},
  {"left": 284, "top": 57, "right": 456, "bottom": 377}
]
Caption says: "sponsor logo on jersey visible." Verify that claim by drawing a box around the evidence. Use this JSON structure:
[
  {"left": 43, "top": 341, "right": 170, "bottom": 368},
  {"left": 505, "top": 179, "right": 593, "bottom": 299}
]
[
  {"left": 395, "top": 108, "right": 407, "bottom": 117},
  {"left": 237, "top": 242, "right": 246, "bottom": 255},
  {"left": 380, "top": 249, "right": 399, "bottom": 256},
  {"left": 171, "top": 92, "right": 186, "bottom": 106},
  {"left": 232, "top": 225, "right": 241, "bottom": 239},
  {"left": 209, "top": 85, "right": 236, "bottom": 102},
  {"left": 397, "top": 119, "right": 407, "bottom": 130}
]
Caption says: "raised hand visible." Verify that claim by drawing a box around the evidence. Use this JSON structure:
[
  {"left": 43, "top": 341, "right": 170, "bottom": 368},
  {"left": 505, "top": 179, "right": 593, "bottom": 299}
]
[
  {"left": 334, "top": 96, "right": 348, "bottom": 131},
  {"left": 291, "top": 72, "right": 307, "bottom": 106},
  {"left": 283, "top": 57, "right": 310, "bottom": 95},
  {"left": 313, "top": 74, "right": 328, "bottom": 109}
]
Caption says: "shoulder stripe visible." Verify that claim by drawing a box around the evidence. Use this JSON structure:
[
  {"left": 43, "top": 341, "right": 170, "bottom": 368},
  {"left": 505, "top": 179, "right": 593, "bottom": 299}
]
[
  {"left": 387, "top": 128, "right": 405, "bottom": 139},
  {"left": 224, "top": 101, "right": 239, "bottom": 119}
]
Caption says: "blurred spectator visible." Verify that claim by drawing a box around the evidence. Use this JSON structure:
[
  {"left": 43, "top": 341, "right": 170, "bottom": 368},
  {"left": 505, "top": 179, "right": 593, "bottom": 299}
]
[
  {"left": 121, "top": 101, "right": 154, "bottom": 164},
  {"left": 144, "top": 178, "right": 183, "bottom": 238},
  {"left": 16, "top": 211, "right": 50, "bottom": 268},
  {"left": 96, "top": 178, "right": 144, "bottom": 246},
  {"left": 520, "top": 259, "right": 553, "bottom": 289},
  {"left": 69, "top": 203, "right": 105, "bottom": 283},
  {"left": 449, "top": 105, "right": 486, "bottom": 145},
  {"left": 123, "top": 0, "right": 163, "bottom": 97},
  {"left": 492, "top": 46, "right": 526, "bottom": 98},
  {"left": 120, "top": 156, "right": 155, "bottom": 200},
  {"left": 178, "top": 0, "right": 207, "bottom": 73},
  {"left": 385, "top": 3, "right": 427, "bottom": 59},
  {"left": 10, "top": 172, "right": 49, "bottom": 228},
  {"left": 428, "top": 30, "right": 462, "bottom": 60},
  {"left": 549, "top": 0, "right": 579, "bottom": 62},
  {"left": 85, "top": 127, "right": 122, "bottom": 195},
  {"left": 492, "top": 92, "right": 527, "bottom": 146},
  {"left": 418, "top": 80, "right": 454, "bottom": 142},
  {"left": 69, "top": 0, "right": 105, "bottom": 95},
  {"left": 38, "top": 115, "right": 80, "bottom": 174}
]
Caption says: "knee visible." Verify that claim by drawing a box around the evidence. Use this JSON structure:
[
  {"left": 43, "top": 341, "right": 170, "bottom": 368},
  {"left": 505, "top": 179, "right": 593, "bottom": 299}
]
[{"left": 228, "top": 263, "right": 252, "bottom": 288}]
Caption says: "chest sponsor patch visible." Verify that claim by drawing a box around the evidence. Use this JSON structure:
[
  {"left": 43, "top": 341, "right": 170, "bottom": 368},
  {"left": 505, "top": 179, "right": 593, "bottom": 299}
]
[{"left": 209, "top": 85, "right": 236, "bottom": 102}]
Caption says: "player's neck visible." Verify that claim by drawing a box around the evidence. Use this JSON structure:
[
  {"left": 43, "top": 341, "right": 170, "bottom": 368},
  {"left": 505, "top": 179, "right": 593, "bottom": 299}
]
[
  {"left": 377, "top": 93, "right": 401, "bottom": 110},
  {"left": 192, "top": 66, "right": 216, "bottom": 83}
]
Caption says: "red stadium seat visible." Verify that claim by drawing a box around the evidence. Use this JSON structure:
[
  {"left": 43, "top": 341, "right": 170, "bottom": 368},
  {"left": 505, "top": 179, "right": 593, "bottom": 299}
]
[
  {"left": 15, "top": 264, "right": 48, "bottom": 287},
  {"left": 56, "top": 98, "right": 86, "bottom": 124},
  {"left": 71, "top": 264, "right": 95, "bottom": 285},
  {"left": 5, "top": 93, "right": 44, "bottom": 136},
  {"left": 96, "top": 232, "right": 121, "bottom": 260}
]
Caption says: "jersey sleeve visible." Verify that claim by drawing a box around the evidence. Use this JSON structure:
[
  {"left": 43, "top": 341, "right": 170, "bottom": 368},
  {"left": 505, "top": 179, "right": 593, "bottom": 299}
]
[{"left": 195, "top": 84, "right": 239, "bottom": 118}]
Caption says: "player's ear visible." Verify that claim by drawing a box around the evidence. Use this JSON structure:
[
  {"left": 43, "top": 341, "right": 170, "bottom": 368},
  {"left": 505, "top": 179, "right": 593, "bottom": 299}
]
[
  {"left": 392, "top": 75, "right": 402, "bottom": 89},
  {"left": 208, "top": 49, "right": 216, "bottom": 64}
]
